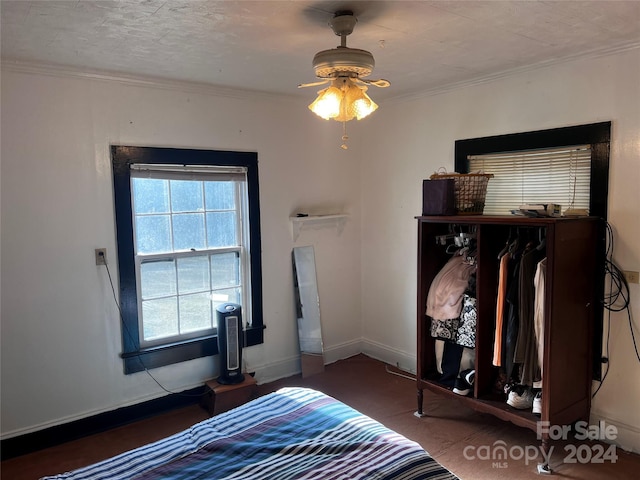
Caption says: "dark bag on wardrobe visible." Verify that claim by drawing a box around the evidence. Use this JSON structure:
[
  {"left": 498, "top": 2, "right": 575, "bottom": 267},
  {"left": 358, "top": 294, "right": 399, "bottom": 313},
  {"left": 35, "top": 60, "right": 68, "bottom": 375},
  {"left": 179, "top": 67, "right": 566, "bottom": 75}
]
[{"left": 422, "top": 178, "right": 455, "bottom": 215}]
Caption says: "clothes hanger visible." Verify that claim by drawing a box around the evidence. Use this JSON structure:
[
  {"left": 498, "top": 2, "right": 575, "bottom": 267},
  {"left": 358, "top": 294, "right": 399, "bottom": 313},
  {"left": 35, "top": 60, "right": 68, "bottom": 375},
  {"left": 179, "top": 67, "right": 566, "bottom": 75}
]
[
  {"left": 446, "top": 243, "right": 461, "bottom": 255},
  {"left": 536, "top": 227, "right": 546, "bottom": 251},
  {"left": 497, "top": 227, "right": 514, "bottom": 259},
  {"left": 507, "top": 228, "right": 521, "bottom": 255}
]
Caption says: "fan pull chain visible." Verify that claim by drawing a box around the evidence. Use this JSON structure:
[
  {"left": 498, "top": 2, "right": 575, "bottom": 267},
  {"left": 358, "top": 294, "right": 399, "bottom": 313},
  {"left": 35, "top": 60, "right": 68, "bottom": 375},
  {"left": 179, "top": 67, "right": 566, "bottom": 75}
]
[{"left": 341, "top": 122, "right": 349, "bottom": 150}]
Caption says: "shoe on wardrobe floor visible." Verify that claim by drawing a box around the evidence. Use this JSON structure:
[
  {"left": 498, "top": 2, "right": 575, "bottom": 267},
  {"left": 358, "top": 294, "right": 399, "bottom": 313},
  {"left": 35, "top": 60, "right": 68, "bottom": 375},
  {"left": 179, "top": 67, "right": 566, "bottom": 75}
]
[
  {"left": 453, "top": 369, "right": 475, "bottom": 396},
  {"left": 532, "top": 390, "right": 542, "bottom": 415},
  {"left": 507, "top": 385, "right": 535, "bottom": 409}
]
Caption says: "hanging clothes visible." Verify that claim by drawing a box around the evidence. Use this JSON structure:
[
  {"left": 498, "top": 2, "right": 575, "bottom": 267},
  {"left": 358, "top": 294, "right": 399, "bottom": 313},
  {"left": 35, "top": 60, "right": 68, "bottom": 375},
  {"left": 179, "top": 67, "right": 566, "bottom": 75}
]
[
  {"left": 427, "top": 237, "right": 477, "bottom": 386},
  {"left": 455, "top": 294, "right": 477, "bottom": 348},
  {"left": 492, "top": 252, "right": 510, "bottom": 366},
  {"left": 532, "top": 257, "right": 547, "bottom": 389},
  {"left": 514, "top": 243, "right": 545, "bottom": 386},
  {"left": 426, "top": 252, "right": 477, "bottom": 321},
  {"left": 430, "top": 317, "right": 459, "bottom": 340},
  {"left": 503, "top": 248, "right": 522, "bottom": 382},
  {"left": 435, "top": 340, "right": 475, "bottom": 374},
  {"left": 439, "top": 341, "right": 465, "bottom": 387}
]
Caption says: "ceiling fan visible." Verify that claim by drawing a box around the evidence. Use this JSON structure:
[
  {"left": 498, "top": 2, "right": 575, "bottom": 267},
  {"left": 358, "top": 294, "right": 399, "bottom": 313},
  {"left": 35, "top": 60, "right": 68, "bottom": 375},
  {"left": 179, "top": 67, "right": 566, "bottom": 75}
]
[
  {"left": 299, "top": 10, "right": 390, "bottom": 91},
  {"left": 299, "top": 10, "right": 390, "bottom": 148}
]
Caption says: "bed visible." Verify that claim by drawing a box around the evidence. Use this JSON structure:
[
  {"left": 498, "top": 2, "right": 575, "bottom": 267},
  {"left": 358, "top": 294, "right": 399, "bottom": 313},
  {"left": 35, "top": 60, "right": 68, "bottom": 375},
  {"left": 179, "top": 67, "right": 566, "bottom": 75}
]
[{"left": 42, "top": 387, "right": 458, "bottom": 479}]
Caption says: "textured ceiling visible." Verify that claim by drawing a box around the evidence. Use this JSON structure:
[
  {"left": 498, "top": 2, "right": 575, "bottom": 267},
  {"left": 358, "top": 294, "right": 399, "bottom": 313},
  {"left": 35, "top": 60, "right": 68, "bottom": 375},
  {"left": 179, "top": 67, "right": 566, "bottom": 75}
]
[{"left": 2, "top": 1, "right": 639, "bottom": 100}]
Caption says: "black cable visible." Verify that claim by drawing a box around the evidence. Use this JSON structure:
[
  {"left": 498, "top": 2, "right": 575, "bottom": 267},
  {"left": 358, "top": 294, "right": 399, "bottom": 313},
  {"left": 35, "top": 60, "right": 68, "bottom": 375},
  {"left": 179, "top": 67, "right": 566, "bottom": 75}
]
[
  {"left": 603, "top": 223, "right": 635, "bottom": 360},
  {"left": 602, "top": 222, "right": 631, "bottom": 313},
  {"left": 592, "top": 303, "right": 611, "bottom": 399},
  {"left": 593, "top": 221, "right": 638, "bottom": 398},
  {"left": 103, "top": 261, "right": 206, "bottom": 398}
]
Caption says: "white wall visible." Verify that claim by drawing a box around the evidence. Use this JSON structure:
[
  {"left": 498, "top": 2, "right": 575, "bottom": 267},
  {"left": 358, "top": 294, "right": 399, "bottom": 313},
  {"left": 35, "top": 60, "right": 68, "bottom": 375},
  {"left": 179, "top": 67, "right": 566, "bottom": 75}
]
[
  {"left": 360, "top": 48, "right": 640, "bottom": 453},
  {"left": 0, "top": 69, "right": 363, "bottom": 437},
  {"left": 2, "top": 47, "right": 639, "bottom": 455}
]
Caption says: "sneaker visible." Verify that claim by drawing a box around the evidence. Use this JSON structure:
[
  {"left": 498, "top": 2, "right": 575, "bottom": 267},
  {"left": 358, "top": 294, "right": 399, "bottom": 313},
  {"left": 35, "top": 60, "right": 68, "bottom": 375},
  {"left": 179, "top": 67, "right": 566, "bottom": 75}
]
[
  {"left": 453, "top": 369, "right": 475, "bottom": 396},
  {"left": 503, "top": 381, "right": 516, "bottom": 395},
  {"left": 532, "top": 390, "right": 542, "bottom": 415},
  {"left": 462, "top": 369, "right": 475, "bottom": 387},
  {"left": 507, "top": 385, "right": 535, "bottom": 409}
]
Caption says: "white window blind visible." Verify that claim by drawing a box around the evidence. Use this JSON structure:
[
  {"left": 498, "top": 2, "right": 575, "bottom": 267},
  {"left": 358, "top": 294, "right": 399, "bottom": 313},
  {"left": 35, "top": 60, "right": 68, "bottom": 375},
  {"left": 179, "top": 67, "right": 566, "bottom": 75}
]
[
  {"left": 468, "top": 145, "right": 591, "bottom": 216},
  {"left": 131, "top": 163, "right": 247, "bottom": 181}
]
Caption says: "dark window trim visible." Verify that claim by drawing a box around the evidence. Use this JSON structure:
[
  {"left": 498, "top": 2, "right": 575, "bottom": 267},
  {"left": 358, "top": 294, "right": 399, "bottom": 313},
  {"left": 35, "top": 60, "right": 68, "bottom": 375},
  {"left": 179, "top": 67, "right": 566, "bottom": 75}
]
[
  {"left": 454, "top": 122, "right": 611, "bottom": 379},
  {"left": 111, "top": 146, "right": 264, "bottom": 374}
]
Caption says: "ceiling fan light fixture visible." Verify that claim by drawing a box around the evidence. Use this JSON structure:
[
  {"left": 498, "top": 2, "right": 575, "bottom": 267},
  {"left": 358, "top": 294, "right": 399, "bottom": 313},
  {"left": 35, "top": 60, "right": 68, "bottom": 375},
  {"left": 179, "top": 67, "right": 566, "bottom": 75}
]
[
  {"left": 344, "top": 82, "right": 378, "bottom": 121},
  {"left": 309, "top": 77, "right": 378, "bottom": 122},
  {"left": 308, "top": 84, "right": 343, "bottom": 120},
  {"left": 300, "top": 11, "right": 390, "bottom": 147}
]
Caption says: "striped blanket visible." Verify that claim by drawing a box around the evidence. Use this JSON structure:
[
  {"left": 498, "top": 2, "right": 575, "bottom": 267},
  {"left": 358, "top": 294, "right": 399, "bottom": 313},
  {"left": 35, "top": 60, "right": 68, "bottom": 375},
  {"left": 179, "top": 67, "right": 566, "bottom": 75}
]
[{"left": 42, "top": 387, "right": 457, "bottom": 479}]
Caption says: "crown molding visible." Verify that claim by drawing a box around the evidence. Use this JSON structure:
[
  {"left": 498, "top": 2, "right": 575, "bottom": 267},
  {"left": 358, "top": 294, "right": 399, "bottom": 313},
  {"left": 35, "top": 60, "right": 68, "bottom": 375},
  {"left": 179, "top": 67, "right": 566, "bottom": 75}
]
[
  {"left": 1, "top": 59, "right": 298, "bottom": 103},
  {"left": 4, "top": 39, "right": 639, "bottom": 106},
  {"left": 387, "top": 41, "right": 640, "bottom": 104}
]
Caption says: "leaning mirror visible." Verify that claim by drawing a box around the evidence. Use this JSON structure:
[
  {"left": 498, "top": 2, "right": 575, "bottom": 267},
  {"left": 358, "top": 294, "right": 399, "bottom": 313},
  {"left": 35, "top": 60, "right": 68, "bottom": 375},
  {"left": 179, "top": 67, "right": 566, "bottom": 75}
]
[{"left": 292, "top": 246, "right": 325, "bottom": 377}]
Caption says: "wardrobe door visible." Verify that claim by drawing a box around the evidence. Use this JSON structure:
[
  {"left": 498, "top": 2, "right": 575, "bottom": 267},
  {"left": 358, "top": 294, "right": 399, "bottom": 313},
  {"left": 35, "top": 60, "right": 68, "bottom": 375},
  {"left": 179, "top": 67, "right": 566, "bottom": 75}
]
[{"left": 544, "top": 220, "right": 597, "bottom": 426}]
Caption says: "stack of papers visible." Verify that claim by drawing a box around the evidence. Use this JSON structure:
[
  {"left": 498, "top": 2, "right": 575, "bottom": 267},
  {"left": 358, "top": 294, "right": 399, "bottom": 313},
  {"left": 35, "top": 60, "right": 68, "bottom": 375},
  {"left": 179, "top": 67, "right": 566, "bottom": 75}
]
[{"left": 511, "top": 204, "right": 562, "bottom": 217}]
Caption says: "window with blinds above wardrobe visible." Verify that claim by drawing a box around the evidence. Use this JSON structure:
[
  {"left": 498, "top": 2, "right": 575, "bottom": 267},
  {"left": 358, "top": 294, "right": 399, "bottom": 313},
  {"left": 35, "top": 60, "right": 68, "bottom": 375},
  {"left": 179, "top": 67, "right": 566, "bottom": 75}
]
[
  {"left": 467, "top": 145, "right": 591, "bottom": 216},
  {"left": 454, "top": 122, "right": 610, "bottom": 381}
]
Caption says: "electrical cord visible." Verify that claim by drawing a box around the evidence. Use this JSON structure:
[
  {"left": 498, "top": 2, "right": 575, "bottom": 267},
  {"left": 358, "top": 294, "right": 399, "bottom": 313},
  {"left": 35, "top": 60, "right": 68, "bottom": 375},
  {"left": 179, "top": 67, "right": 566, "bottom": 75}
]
[
  {"left": 603, "top": 222, "right": 631, "bottom": 313},
  {"left": 593, "top": 221, "right": 637, "bottom": 398},
  {"left": 102, "top": 259, "right": 207, "bottom": 398}
]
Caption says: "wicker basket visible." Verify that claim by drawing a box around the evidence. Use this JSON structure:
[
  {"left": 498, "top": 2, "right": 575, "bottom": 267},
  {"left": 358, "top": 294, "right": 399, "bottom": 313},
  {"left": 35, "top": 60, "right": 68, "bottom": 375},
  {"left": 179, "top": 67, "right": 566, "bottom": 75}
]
[{"left": 429, "top": 171, "right": 494, "bottom": 215}]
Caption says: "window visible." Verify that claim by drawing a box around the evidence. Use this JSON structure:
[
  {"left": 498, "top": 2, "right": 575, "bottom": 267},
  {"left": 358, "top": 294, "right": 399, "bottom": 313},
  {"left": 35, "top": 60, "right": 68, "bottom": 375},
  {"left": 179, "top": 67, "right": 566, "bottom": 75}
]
[
  {"left": 112, "top": 146, "right": 263, "bottom": 374},
  {"left": 468, "top": 145, "right": 591, "bottom": 216},
  {"left": 455, "top": 122, "right": 610, "bottom": 218},
  {"left": 455, "top": 121, "right": 610, "bottom": 379}
]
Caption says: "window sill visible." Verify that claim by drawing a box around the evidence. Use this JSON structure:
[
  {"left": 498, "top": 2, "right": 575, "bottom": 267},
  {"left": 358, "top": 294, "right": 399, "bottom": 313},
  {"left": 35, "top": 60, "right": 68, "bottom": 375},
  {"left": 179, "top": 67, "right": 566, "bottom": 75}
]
[{"left": 121, "top": 326, "right": 264, "bottom": 374}]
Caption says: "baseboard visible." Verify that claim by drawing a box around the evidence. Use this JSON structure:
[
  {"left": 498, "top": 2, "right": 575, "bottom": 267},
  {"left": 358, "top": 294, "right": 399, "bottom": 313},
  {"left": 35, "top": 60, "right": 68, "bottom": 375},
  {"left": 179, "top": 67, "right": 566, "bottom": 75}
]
[
  {"left": 0, "top": 385, "right": 205, "bottom": 461},
  {"left": 590, "top": 409, "right": 640, "bottom": 454},
  {"left": 0, "top": 341, "right": 388, "bottom": 460},
  {"left": 251, "top": 354, "right": 301, "bottom": 384},
  {"left": 252, "top": 340, "right": 364, "bottom": 384},
  {"left": 324, "top": 339, "right": 364, "bottom": 365},
  {"left": 2, "top": 353, "right": 307, "bottom": 460},
  {"left": 361, "top": 339, "right": 417, "bottom": 375}
]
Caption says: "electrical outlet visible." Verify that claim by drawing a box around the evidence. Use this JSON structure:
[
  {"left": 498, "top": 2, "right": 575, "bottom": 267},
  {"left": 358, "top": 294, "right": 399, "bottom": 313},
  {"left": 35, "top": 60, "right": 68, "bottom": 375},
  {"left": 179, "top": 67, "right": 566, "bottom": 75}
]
[
  {"left": 95, "top": 248, "right": 107, "bottom": 266},
  {"left": 623, "top": 270, "right": 639, "bottom": 284}
]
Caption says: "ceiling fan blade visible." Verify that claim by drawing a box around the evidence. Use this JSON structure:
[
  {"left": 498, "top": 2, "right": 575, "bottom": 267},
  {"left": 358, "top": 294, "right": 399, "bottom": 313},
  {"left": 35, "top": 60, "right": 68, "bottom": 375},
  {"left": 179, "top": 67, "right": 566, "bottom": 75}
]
[
  {"left": 298, "top": 79, "right": 331, "bottom": 88},
  {"left": 358, "top": 78, "right": 391, "bottom": 88}
]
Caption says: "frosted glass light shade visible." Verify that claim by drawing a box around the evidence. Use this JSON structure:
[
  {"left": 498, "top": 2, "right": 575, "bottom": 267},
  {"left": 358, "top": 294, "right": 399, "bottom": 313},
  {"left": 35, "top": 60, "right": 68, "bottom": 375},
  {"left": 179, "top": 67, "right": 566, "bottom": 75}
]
[
  {"left": 308, "top": 86, "right": 342, "bottom": 120},
  {"left": 308, "top": 77, "right": 378, "bottom": 122},
  {"left": 342, "top": 82, "right": 377, "bottom": 120}
]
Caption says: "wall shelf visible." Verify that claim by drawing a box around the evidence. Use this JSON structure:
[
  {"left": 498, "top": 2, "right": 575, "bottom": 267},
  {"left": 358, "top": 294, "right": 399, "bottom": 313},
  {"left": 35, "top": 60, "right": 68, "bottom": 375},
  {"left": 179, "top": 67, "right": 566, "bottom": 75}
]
[{"left": 289, "top": 214, "right": 348, "bottom": 241}]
